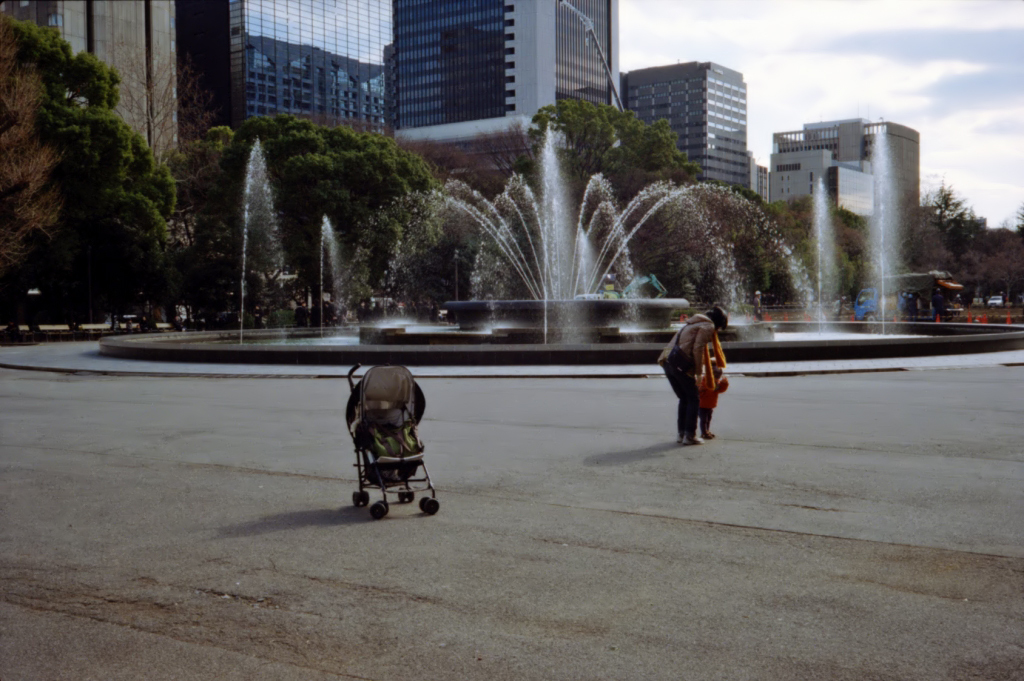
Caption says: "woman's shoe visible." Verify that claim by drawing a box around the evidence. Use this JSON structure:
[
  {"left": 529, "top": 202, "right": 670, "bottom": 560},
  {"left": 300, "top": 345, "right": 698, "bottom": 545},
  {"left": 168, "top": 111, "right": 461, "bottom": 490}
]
[{"left": 702, "top": 432, "right": 716, "bottom": 440}]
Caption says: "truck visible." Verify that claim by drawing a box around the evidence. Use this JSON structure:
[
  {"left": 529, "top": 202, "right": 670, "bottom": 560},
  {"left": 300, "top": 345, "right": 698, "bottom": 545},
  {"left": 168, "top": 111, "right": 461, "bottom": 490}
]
[{"left": 854, "top": 271, "right": 964, "bottom": 321}]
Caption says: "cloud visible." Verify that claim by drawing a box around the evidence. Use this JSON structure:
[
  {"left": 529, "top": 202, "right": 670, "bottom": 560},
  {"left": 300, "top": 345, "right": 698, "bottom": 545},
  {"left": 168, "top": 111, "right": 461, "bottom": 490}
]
[
  {"left": 974, "top": 116, "right": 1024, "bottom": 136},
  {"left": 618, "top": 0, "right": 1024, "bottom": 225},
  {"left": 921, "top": 66, "right": 1024, "bottom": 113},
  {"left": 822, "top": 28, "right": 1024, "bottom": 65}
]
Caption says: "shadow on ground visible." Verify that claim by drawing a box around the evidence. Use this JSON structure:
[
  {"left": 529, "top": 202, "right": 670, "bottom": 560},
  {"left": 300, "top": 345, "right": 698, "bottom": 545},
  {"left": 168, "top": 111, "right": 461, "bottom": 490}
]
[
  {"left": 216, "top": 506, "right": 369, "bottom": 537},
  {"left": 584, "top": 442, "right": 678, "bottom": 466}
]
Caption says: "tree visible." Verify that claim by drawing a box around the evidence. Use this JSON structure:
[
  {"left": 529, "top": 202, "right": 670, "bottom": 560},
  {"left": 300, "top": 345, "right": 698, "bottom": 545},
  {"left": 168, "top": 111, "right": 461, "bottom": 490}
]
[
  {"left": 201, "top": 115, "right": 437, "bottom": 310},
  {"left": 1, "top": 18, "right": 175, "bottom": 322},
  {"left": 924, "top": 181, "right": 982, "bottom": 261},
  {"left": 112, "top": 45, "right": 218, "bottom": 159},
  {"left": 1016, "top": 201, "right": 1024, "bottom": 242},
  {"left": 529, "top": 99, "right": 701, "bottom": 196},
  {"left": 0, "top": 18, "right": 60, "bottom": 280}
]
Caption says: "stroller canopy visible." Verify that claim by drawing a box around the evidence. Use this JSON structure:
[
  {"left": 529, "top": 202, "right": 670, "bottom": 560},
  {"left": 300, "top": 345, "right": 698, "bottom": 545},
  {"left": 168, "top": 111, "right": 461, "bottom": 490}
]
[{"left": 347, "top": 365, "right": 426, "bottom": 428}]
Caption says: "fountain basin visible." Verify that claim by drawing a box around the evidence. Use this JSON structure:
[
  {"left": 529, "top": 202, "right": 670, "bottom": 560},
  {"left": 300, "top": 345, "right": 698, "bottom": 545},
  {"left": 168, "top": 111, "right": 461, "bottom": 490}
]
[
  {"left": 98, "top": 322, "right": 1024, "bottom": 366},
  {"left": 442, "top": 298, "right": 691, "bottom": 331}
]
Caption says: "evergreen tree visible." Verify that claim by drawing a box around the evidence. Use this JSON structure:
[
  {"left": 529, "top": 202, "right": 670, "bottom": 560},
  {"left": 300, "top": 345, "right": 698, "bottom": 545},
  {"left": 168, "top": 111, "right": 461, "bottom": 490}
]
[{"left": 1, "top": 18, "right": 175, "bottom": 321}]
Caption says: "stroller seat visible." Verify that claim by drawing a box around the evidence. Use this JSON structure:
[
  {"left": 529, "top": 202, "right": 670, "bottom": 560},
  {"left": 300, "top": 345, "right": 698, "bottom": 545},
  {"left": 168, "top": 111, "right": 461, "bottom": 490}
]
[{"left": 346, "top": 364, "right": 437, "bottom": 519}]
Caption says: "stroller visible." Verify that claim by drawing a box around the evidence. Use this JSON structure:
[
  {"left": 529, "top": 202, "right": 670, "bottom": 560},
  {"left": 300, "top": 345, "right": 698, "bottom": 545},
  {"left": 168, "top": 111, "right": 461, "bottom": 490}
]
[{"left": 346, "top": 364, "right": 439, "bottom": 519}]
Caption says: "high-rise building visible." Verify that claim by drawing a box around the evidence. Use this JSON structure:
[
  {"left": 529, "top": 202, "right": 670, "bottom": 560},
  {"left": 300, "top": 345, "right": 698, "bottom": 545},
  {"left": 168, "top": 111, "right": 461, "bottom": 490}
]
[
  {"left": 748, "top": 152, "right": 768, "bottom": 201},
  {"left": 1, "top": 0, "right": 177, "bottom": 153},
  {"left": 392, "top": 0, "right": 619, "bottom": 144},
  {"left": 769, "top": 118, "right": 920, "bottom": 217},
  {"left": 622, "top": 62, "right": 749, "bottom": 188},
  {"left": 176, "top": 0, "right": 390, "bottom": 131}
]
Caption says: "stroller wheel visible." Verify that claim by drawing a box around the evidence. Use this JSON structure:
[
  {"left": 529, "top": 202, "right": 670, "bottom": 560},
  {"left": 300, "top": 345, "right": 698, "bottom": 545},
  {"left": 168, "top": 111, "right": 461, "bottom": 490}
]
[
  {"left": 419, "top": 497, "right": 440, "bottom": 515},
  {"left": 398, "top": 491, "right": 414, "bottom": 504},
  {"left": 352, "top": 491, "right": 370, "bottom": 507},
  {"left": 369, "top": 501, "right": 389, "bottom": 520}
]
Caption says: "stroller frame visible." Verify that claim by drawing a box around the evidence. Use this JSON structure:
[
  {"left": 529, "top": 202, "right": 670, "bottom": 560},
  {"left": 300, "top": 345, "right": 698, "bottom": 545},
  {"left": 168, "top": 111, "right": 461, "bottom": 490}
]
[{"left": 346, "top": 364, "right": 438, "bottom": 519}]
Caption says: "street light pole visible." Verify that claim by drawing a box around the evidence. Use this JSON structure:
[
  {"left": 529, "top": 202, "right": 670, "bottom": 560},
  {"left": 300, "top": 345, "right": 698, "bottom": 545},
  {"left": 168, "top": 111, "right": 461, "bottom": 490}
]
[
  {"left": 557, "top": 0, "right": 623, "bottom": 111},
  {"left": 87, "top": 245, "right": 93, "bottom": 324}
]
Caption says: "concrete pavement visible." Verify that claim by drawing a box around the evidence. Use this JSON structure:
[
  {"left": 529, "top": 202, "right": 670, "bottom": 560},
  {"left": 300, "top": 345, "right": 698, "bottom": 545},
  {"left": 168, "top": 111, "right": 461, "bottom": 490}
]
[{"left": 1, "top": 366, "right": 1022, "bottom": 680}]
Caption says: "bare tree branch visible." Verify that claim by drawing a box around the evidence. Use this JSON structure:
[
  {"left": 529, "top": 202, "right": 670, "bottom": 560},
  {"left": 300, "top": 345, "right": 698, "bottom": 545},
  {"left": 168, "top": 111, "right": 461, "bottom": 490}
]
[{"left": 0, "top": 19, "right": 61, "bottom": 278}]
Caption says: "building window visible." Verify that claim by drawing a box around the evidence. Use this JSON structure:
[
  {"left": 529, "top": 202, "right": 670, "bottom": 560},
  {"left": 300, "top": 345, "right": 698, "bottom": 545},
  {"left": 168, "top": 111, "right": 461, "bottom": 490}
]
[{"left": 47, "top": 13, "right": 63, "bottom": 27}]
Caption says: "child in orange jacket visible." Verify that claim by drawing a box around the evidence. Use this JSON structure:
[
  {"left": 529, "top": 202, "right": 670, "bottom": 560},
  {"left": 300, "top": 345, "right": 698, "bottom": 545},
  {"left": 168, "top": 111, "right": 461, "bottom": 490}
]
[{"left": 698, "top": 363, "right": 729, "bottom": 439}]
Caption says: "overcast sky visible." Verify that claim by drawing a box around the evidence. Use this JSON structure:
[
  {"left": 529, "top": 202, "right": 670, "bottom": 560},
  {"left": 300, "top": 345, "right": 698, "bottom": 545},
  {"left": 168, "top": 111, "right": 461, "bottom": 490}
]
[{"left": 619, "top": 0, "right": 1024, "bottom": 227}]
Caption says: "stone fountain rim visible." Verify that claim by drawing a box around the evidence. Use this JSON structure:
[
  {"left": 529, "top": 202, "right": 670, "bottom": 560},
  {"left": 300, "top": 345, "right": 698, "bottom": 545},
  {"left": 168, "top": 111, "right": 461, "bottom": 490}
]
[{"left": 98, "top": 323, "right": 1024, "bottom": 366}]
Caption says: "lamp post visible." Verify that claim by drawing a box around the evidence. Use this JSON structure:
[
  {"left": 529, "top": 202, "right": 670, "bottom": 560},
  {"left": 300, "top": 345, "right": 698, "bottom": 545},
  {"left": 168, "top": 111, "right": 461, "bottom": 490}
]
[
  {"left": 557, "top": 0, "right": 623, "bottom": 111},
  {"left": 87, "top": 245, "right": 93, "bottom": 324}
]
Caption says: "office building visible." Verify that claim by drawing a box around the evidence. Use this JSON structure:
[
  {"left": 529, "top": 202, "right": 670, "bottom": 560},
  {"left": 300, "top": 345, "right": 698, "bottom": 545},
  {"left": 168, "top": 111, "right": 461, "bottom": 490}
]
[
  {"left": 748, "top": 152, "right": 768, "bottom": 201},
  {"left": 622, "top": 61, "right": 749, "bottom": 188},
  {"left": 769, "top": 118, "right": 920, "bottom": 216},
  {"left": 392, "top": 0, "right": 619, "bottom": 144},
  {"left": 1, "top": 0, "right": 177, "bottom": 153},
  {"left": 176, "top": 0, "right": 390, "bottom": 131}
]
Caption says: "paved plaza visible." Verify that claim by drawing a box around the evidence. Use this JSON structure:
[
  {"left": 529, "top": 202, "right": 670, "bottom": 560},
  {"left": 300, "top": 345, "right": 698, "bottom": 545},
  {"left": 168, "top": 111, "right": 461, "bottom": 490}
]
[{"left": 1, "top": 351, "right": 1022, "bottom": 680}]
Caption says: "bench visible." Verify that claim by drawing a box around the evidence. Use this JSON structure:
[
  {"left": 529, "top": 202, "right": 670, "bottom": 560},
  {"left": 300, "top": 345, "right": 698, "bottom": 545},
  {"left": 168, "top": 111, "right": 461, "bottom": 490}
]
[
  {"left": 78, "top": 323, "right": 114, "bottom": 340},
  {"left": 37, "top": 324, "right": 73, "bottom": 342}
]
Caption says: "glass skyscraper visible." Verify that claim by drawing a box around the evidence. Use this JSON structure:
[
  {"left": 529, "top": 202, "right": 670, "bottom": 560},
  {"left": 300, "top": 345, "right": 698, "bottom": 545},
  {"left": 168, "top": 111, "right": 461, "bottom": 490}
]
[
  {"left": 392, "top": 0, "right": 507, "bottom": 129},
  {"left": 555, "top": 0, "right": 613, "bottom": 105},
  {"left": 176, "top": 0, "right": 390, "bottom": 129},
  {"left": 393, "top": 0, "right": 618, "bottom": 140},
  {"left": 622, "top": 61, "right": 750, "bottom": 188}
]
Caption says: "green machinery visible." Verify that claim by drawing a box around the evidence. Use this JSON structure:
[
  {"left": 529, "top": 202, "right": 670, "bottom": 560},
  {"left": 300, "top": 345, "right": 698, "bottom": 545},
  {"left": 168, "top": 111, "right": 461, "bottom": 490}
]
[{"left": 598, "top": 274, "right": 667, "bottom": 300}]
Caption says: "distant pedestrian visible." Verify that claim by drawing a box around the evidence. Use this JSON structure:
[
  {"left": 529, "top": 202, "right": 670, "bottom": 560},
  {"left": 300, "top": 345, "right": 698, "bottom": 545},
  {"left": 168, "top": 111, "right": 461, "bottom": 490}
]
[
  {"left": 294, "top": 303, "right": 308, "bottom": 327},
  {"left": 931, "top": 289, "right": 946, "bottom": 322},
  {"left": 753, "top": 291, "right": 763, "bottom": 322},
  {"left": 906, "top": 292, "right": 919, "bottom": 321},
  {"left": 5, "top": 320, "right": 21, "bottom": 343}
]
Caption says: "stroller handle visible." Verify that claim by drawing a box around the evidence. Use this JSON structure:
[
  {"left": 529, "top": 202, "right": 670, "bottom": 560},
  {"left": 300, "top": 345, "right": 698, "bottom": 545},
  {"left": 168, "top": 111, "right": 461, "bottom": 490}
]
[{"left": 347, "top": 363, "right": 362, "bottom": 390}]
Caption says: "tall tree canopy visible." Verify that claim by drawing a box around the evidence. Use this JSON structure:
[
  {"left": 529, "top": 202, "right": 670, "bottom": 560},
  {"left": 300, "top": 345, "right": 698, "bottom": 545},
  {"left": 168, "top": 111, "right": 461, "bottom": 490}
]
[
  {"left": 1, "top": 18, "right": 174, "bottom": 321},
  {"left": 528, "top": 99, "right": 701, "bottom": 197},
  {"left": 199, "top": 115, "right": 437, "bottom": 309},
  {"left": 926, "top": 181, "right": 982, "bottom": 261}
]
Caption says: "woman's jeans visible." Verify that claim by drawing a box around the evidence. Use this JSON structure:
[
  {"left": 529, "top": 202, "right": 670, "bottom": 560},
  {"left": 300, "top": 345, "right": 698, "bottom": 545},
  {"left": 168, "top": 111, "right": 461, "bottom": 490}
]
[{"left": 663, "top": 364, "right": 699, "bottom": 436}]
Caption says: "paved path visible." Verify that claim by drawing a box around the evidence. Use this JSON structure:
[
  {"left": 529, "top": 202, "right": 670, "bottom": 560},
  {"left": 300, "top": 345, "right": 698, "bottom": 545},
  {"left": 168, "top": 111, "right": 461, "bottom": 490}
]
[
  {"left": 4, "top": 341, "right": 1024, "bottom": 377},
  {"left": 1, "top": 366, "right": 1022, "bottom": 680}
]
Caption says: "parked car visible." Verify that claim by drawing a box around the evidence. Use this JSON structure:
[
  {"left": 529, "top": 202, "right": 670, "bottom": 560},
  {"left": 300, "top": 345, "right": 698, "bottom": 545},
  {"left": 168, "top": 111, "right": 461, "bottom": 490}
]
[{"left": 987, "top": 295, "right": 1004, "bottom": 308}]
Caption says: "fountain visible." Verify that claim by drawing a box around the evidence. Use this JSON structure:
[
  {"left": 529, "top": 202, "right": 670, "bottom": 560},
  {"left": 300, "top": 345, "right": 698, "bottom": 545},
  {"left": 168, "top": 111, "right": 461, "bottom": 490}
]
[
  {"left": 872, "top": 127, "right": 896, "bottom": 333},
  {"left": 319, "top": 215, "right": 344, "bottom": 337},
  {"left": 441, "top": 132, "right": 712, "bottom": 340},
  {"left": 239, "top": 139, "right": 280, "bottom": 342},
  {"left": 812, "top": 176, "right": 835, "bottom": 332},
  {"left": 99, "top": 129, "right": 1024, "bottom": 367}
]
